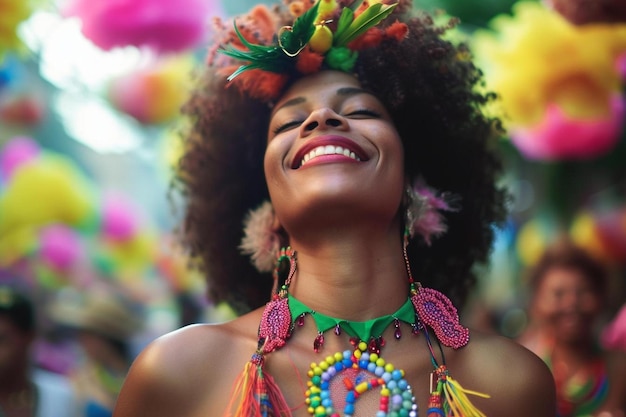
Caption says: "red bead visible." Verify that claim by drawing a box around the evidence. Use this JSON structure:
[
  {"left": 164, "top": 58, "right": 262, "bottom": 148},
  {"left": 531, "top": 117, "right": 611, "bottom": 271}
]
[{"left": 313, "top": 333, "right": 324, "bottom": 352}]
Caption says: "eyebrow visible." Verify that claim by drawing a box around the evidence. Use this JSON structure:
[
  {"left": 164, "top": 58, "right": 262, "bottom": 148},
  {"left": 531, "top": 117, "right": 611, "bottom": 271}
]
[
  {"left": 337, "top": 87, "right": 371, "bottom": 97},
  {"left": 272, "top": 87, "right": 374, "bottom": 114}
]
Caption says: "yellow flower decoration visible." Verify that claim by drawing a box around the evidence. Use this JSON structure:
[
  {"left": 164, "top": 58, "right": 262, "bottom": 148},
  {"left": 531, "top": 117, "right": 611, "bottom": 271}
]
[
  {"left": 0, "top": 154, "right": 97, "bottom": 235},
  {"left": 472, "top": 1, "right": 626, "bottom": 128}
]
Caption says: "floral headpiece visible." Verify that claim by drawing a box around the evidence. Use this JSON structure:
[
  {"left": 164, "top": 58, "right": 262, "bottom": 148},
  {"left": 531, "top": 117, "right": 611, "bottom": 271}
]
[{"left": 210, "top": 0, "right": 409, "bottom": 101}]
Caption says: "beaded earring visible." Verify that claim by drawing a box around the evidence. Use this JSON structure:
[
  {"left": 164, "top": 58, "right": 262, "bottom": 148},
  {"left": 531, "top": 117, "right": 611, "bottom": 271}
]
[
  {"left": 403, "top": 177, "right": 469, "bottom": 347},
  {"left": 404, "top": 223, "right": 489, "bottom": 416},
  {"left": 258, "top": 247, "right": 297, "bottom": 353},
  {"left": 226, "top": 247, "right": 296, "bottom": 417}
]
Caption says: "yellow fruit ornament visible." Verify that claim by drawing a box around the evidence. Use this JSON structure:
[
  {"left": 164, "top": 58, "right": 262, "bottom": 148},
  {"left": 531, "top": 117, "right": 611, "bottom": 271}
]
[{"left": 309, "top": 24, "right": 333, "bottom": 53}]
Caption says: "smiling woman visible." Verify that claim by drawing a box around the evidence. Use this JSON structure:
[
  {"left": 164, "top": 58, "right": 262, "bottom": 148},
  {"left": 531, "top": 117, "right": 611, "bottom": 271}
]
[
  {"left": 113, "top": 1, "right": 557, "bottom": 416},
  {"left": 518, "top": 238, "right": 626, "bottom": 416}
]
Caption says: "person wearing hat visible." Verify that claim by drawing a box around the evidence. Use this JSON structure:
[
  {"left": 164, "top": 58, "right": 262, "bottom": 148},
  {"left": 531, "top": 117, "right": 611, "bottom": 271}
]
[
  {"left": 50, "top": 286, "right": 143, "bottom": 417},
  {"left": 0, "top": 285, "right": 78, "bottom": 417}
]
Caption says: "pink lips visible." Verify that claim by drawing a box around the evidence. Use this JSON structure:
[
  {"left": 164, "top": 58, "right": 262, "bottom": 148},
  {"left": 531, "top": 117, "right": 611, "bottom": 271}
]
[{"left": 291, "top": 135, "right": 368, "bottom": 169}]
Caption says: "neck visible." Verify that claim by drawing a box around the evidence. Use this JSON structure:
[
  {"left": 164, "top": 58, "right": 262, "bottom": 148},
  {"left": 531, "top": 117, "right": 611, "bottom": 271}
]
[{"left": 286, "top": 226, "right": 409, "bottom": 321}]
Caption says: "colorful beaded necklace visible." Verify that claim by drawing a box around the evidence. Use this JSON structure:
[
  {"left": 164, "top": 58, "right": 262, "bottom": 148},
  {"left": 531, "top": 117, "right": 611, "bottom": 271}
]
[
  {"left": 226, "top": 247, "right": 489, "bottom": 417},
  {"left": 289, "top": 294, "right": 419, "bottom": 417}
]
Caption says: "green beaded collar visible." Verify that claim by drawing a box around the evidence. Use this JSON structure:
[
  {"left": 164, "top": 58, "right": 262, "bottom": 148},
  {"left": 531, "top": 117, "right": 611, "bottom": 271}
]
[{"left": 288, "top": 295, "right": 416, "bottom": 342}]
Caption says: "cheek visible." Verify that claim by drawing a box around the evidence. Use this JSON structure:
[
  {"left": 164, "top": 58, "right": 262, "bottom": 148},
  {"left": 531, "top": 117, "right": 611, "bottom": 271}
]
[
  {"left": 263, "top": 141, "right": 282, "bottom": 181},
  {"left": 580, "top": 293, "right": 601, "bottom": 313}
]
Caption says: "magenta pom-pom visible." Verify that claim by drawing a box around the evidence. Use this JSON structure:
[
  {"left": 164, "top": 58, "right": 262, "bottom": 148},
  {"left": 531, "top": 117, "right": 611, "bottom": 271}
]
[
  {"left": 0, "top": 136, "right": 40, "bottom": 181},
  {"left": 63, "top": 0, "right": 218, "bottom": 53},
  {"left": 39, "top": 224, "right": 83, "bottom": 271}
]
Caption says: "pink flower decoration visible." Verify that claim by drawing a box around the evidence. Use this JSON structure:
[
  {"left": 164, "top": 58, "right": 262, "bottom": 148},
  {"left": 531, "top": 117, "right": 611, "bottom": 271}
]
[
  {"left": 601, "top": 304, "right": 626, "bottom": 352},
  {"left": 510, "top": 94, "right": 625, "bottom": 161},
  {"left": 39, "top": 224, "right": 83, "bottom": 271},
  {"left": 0, "top": 136, "right": 40, "bottom": 181},
  {"left": 108, "top": 57, "right": 192, "bottom": 124},
  {"left": 101, "top": 194, "right": 139, "bottom": 241},
  {"left": 63, "top": 0, "right": 218, "bottom": 53}
]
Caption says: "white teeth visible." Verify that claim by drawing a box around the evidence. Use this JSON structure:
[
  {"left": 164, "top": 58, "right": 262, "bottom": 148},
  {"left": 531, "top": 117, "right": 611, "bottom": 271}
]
[{"left": 300, "top": 145, "right": 361, "bottom": 167}]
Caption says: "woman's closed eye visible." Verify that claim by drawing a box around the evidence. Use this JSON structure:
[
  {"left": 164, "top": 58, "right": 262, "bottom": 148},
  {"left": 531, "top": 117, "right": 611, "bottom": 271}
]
[
  {"left": 272, "top": 108, "right": 382, "bottom": 135},
  {"left": 345, "top": 109, "right": 381, "bottom": 118},
  {"left": 273, "top": 120, "right": 303, "bottom": 134}
]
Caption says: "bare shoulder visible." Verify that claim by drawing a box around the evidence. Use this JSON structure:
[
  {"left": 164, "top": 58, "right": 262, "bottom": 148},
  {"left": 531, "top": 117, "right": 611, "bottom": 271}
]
[
  {"left": 450, "top": 330, "right": 556, "bottom": 417},
  {"left": 113, "top": 310, "right": 262, "bottom": 417}
]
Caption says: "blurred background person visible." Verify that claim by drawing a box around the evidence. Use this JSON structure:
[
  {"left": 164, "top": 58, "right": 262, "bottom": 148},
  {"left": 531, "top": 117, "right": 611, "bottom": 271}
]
[
  {"left": 50, "top": 286, "right": 144, "bottom": 417},
  {"left": 518, "top": 238, "right": 626, "bottom": 417},
  {"left": 0, "top": 285, "right": 77, "bottom": 417}
]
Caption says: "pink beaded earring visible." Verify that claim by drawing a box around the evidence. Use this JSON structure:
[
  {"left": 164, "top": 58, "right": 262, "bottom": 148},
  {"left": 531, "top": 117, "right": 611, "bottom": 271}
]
[
  {"left": 258, "top": 247, "right": 297, "bottom": 354},
  {"left": 403, "top": 179, "right": 469, "bottom": 349}
]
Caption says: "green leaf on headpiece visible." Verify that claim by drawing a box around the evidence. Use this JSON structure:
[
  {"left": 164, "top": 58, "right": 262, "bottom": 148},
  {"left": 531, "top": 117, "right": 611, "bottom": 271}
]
[
  {"left": 334, "top": 2, "right": 398, "bottom": 46},
  {"left": 220, "top": 23, "right": 289, "bottom": 79},
  {"left": 219, "top": 1, "right": 322, "bottom": 79},
  {"left": 333, "top": 7, "right": 355, "bottom": 43},
  {"left": 280, "top": 1, "right": 321, "bottom": 55}
]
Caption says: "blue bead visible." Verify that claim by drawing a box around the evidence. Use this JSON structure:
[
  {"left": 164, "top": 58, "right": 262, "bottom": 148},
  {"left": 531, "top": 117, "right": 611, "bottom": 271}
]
[
  {"left": 321, "top": 391, "right": 329, "bottom": 399},
  {"left": 335, "top": 362, "right": 344, "bottom": 371},
  {"left": 382, "top": 372, "right": 392, "bottom": 382},
  {"left": 398, "top": 380, "right": 408, "bottom": 390},
  {"left": 387, "top": 380, "right": 397, "bottom": 390},
  {"left": 343, "top": 359, "right": 352, "bottom": 367},
  {"left": 346, "top": 391, "right": 356, "bottom": 403},
  {"left": 392, "top": 370, "right": 402, "bottom": 381},
  {"left": 375, "top": 367, "right": 385, "bottom": 376},
  {"left": 344, "top": 404, "right": 355, "bottom": 414},
  {"left": 367, "top": 363, "right": 377, "bottom": 372},
  {"left": 322, "top": 398, "right": 331, "bottom": 407},
  {"left": 376, "top": 412, "right": 387, "bottom": 417},
  {"left": 321, "top": 381, "right": 329, "bottom": 390},
  {"left": 359, "top": 360, "right": 369, "bottom": 369}
]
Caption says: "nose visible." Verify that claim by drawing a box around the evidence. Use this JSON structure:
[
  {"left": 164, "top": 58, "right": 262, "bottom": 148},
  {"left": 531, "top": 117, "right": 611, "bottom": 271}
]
[{"left": 299, "top": 107, "right": 348, "bottom": 136}]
